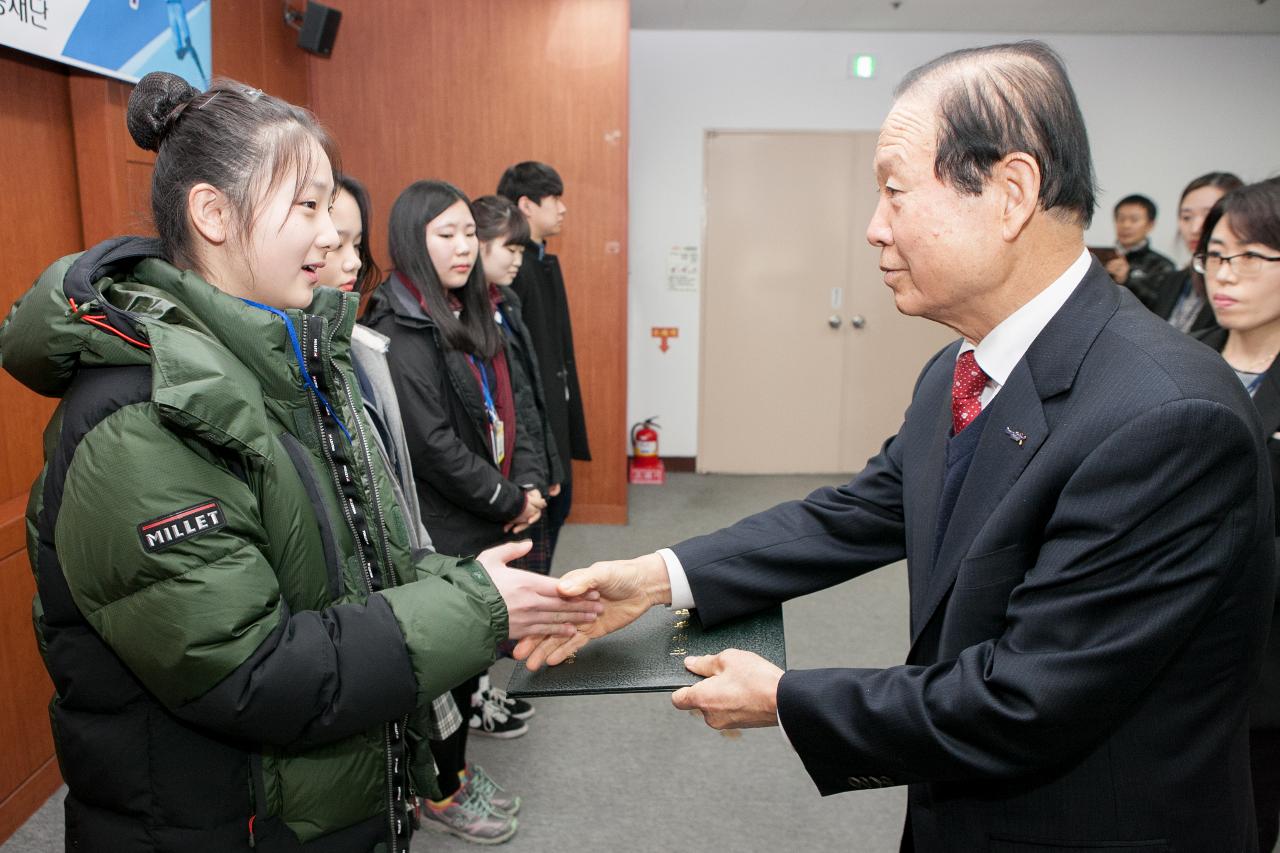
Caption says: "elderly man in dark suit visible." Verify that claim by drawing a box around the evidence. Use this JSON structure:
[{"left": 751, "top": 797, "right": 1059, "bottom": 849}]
[{"left": 518, "top": 41, "right": 1276, "bottom": 851}]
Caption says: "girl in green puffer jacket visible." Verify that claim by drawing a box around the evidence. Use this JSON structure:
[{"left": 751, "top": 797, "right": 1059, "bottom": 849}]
[{"left": 0, "top": 71, "right": 599, "bottom": 853}]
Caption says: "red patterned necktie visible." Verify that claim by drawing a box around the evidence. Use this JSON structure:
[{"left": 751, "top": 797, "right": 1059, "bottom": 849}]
[{"left": 951, "top": 350, "right": 989, "bottom": 434}]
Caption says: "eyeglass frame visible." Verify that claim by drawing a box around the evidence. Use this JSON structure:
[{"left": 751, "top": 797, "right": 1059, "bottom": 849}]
[{"left": 1192, "top": 250, "right": 1280, "bottom": 277}]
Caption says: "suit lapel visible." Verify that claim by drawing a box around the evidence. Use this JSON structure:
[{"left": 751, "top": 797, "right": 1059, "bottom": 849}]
[
  {"left": 913, "top": 362, "right": 1048, "bottom": 642},
  {"left": 907, "top": 261, "right": 1121, "bottom": 651},
  {"left": 906, "top": 366, "right": 954, "bottom": 637}
]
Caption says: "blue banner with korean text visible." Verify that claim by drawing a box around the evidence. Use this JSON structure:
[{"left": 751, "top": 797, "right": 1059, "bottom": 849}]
[{"left": 0, "top": 0, "right": 210, "bottom": 90}]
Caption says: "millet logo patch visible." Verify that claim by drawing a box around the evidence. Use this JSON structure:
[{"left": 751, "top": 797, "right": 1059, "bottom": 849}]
[{"left": 137, "top": 501, "right": 226, "bottom": 553}]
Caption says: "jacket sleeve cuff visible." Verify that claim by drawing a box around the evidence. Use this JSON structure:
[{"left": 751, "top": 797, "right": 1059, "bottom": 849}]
[
  {"left": 493, "top": 480, "right": 526, "bottom": 521},
  {"left": 378, "top": 555, "right": 509, "bottom": 704},
  {"left": 777, "top": 668, "right": 903, "bottom": 796}
]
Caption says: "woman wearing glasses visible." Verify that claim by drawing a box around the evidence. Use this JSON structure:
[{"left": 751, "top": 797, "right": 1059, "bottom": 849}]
[
  {"left": 1195, "top": 176, "right": 1280, "bottom": 853},
  {"left": 1134, "top": 172, "right": 1242, "bottom": 333}
]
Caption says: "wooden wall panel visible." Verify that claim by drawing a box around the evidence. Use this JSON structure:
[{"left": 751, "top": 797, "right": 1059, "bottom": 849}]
[
  {"left": 68, "top": 73, "right": 156, "bottom": 245},
  {"left": 214, "top": 0, "right": 311, "bottom": 104},
  {"left": 308, "top": 0, "right": 630, "bottom": 524},
  {"left": 0, "top": 50, "right": 81, "bottom": 504},
  {"left": 0, "top": 46, "right": 82, "bottom": 844},
  {"left": 65, "top": 0, "right": 315, "bottom": 249},
  {"left": 0, "top": 549, "right": 54, "bottom": 812}
]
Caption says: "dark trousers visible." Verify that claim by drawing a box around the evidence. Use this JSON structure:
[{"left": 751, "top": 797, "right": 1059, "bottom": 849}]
[
  {"left": 510, "top": 519, "right": 552, "bottom": 575},
  {"left": 1253, "top": 728, "right": 1280, "bottom": 853},
  {"left": 430, "top": 675, "right": 480, "bottom": 799},
  {"left": 544, "top": 478, "right": 573, "bottom": 561}
]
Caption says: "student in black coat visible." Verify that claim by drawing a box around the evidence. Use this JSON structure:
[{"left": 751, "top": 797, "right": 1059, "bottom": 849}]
[
  {"left": 498, "top": 162, "right": 590, "bottom": 559},
  {"left": 364, "top": 180, "right": 554, "bottom": 838},
  {"left": 473, "top": 194, "right": 565, "bottom": 575},
  {"left": 365, "top": 182, "right": 549, "bottom": 558},
  {"left": 1193, "top": 178, "right": 1280, "bottom": 853}
]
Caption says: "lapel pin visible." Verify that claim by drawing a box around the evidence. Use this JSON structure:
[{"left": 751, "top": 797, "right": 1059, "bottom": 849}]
[{"left": 1005, "top": 427, "right": 1027, "bottom": 446}]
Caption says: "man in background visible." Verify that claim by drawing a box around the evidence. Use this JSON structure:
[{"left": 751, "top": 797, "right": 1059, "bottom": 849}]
[
  {"left": 1106, "top": 193, "right": 1175, "bottom": 286},
  {"left": 497, "top": 162, "right": 591, "bottom": 565}
]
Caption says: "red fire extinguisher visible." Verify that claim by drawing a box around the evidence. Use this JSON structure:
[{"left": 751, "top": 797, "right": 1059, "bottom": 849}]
[
  {"left": 629, "top": 417, "right": 664, "bottom": 484},
  {"left": 630, "top": 417, "right": 660, "bottom": 463}
]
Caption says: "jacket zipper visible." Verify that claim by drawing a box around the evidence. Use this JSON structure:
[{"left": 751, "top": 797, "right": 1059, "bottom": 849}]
[
  {"left": 247, "top": 767, "right": 256, "bottom": 848},
  {"left": 300, "top": 310, "right": 410, "bottom": 853},
  {"left": 327, "top": 317, "right": 415, "bottom": 853},
  {"left": 247, "top": 752, "right": 267, "bottom": 848}
]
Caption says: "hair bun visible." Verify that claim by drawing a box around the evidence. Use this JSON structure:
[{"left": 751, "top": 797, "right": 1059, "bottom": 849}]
[{"left": 127, "top": 72, "right": 199, "bottom": 152}]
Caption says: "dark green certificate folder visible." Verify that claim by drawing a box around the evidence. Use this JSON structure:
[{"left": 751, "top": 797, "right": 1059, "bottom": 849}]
[{"left": 506, "top": 605, "right": 785, "bottom": 698}]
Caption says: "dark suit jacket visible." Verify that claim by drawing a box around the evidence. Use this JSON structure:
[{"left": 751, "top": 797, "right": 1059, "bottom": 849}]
[
  {"left": 673, "top": 263, "right": 1275, "bottom": 852},
  {"left": 1197, "top": 326, "right": 1280, "bottom": 731}
]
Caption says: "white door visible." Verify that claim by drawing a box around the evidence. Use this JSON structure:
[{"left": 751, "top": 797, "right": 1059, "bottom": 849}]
[{"left": 699, "top": 131, "right": 954, "bottom": 474}]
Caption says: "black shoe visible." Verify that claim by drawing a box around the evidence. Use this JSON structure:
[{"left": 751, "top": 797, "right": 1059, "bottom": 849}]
[
  {"left": 469, "top": 693, "right": 528, "bottom": 739},
  {"left": 481, "top": 685, "right": 534, "bottom": 721}
]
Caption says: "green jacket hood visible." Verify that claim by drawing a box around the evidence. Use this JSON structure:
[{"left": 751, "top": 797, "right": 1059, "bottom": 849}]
[
  {"left": 1, "top": 237, "right": 159, "bottom": 397},
  {"left": 0, "top": 236, "right": 359, "bottom": 460}
]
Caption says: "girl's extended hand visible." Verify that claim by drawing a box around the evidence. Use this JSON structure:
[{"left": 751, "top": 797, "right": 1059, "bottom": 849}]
[{"left": 476, "top": 541, "right": 602, "bottom": 638}]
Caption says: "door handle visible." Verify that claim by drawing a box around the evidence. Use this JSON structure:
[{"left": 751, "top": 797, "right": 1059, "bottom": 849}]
[
  {"left": 850, "top": 314, "right": 867, "bottom": 329},
  {"left": 828, "top": 315, "right": 842, "bottom": 329}
]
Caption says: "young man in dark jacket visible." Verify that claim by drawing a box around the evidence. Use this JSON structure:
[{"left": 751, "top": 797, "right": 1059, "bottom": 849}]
[
  {"left": 1105, "top": 193, "right": 1176, "bottom": 288},
  {"left": 497, "top": 162, "right": 591, "bottom": 559}
]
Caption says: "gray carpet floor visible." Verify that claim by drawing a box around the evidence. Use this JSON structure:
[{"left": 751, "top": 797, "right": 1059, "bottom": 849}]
[{"left": 3, "top": 473, "right": 912, "bottom": 852}]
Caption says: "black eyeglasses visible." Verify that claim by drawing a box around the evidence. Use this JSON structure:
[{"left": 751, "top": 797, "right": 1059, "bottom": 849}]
[{"left": 1192, "top": 251, "right": 1280, "bottom": 277}]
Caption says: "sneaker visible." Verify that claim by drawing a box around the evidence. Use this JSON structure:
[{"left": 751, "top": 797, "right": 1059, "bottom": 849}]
[
  {"left": 418, "top": 789, "right": 517, "bottom": 845},
  {"left": 482, "top": 684, "right": 535, "bottom": 721},
  {"left": 469, "top": 692, "right": 528, "bottom": 739},
  {"left": 466, "top": 764, "right": 521, "bottom": 816}
]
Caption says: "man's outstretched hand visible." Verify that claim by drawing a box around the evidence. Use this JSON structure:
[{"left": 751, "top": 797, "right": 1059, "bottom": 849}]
[
  {"left": 477, "top": 541, "right": 602, "bottom": 639},
  {"left": 513, "top": 552, "right": 672, "bottom": 670}
]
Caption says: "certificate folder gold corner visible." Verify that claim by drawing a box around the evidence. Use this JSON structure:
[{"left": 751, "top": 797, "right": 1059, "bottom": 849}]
[{"left": 506, "top": 605, "right": 786, "bottom": 698}]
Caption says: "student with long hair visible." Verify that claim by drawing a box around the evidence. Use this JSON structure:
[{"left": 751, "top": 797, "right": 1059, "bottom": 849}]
[
  {"left": 1134, "top": 171, "right": 1243, "bottom": 332},
  {"left": 0, "top": 73, "right": 598, "bottom": 853},
  {"left": 364, "top": 180, "right": 555, "bottom": 841},
  {"left": 473, "top": 193, "right": 565, "bottom": 576},
  {"left": 1193, "top": 178, "right": 1280, "bottom": 853},
  {"left": 451, "top": 193, "right": 567, "bottom": 738}
]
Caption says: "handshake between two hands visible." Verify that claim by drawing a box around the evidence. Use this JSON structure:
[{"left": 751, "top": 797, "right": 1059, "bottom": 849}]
[{"left": 476, "top": 542, "right": 785, "bottom": 731}]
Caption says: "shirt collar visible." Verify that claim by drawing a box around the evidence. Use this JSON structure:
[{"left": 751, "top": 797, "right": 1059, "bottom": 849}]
[{"left": 958, "top": 248, "right": 1092, "bottom": 389}]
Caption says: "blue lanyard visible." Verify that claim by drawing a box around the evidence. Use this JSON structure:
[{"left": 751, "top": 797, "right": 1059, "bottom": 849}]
[
  {"left": 1246, "top": 372, "right": 1266, "bottom": 396},
  {"left": 239, "top": 298, "right": 351, "bottom": 441},
  {"left": 468, "top": 354, "right": 498, "bottom": 417}
]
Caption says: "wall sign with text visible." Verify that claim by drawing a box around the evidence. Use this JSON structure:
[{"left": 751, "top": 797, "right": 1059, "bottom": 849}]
[{"left": 0, "top": 0, "right": 210, "bottom": 89}]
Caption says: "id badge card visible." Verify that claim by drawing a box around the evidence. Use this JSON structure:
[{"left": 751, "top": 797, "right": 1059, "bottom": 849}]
[{"left": 488, "top": 409, "right": 506, "bottom": 467}]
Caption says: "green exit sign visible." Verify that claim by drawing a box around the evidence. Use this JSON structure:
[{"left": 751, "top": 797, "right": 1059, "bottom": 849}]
[{"left": 850, "top": 54, "right": 876, "bottom": 79}]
